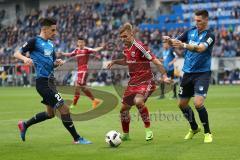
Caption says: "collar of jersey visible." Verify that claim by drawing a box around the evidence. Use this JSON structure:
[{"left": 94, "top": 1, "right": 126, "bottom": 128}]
[{"left": 37, "top": 35, "right": 49, "bottom": 42}]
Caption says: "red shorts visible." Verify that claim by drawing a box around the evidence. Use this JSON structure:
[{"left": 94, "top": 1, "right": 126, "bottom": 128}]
[
  {"left": 122, "top": 81, "right": 156, "bottom": 106},
  {"left": 76, "top": 70, "right": 88, "bottom": 86}
]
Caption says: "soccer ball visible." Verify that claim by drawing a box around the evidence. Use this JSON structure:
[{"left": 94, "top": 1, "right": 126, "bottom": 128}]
[{"left": 105, "top": 130, "right": 122, "bottom": 147}]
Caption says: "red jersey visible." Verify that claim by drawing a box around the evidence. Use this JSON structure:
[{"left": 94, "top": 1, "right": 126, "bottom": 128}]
[
  {"left": 70, "top": 47, "right": 94, "bottom": 70},
  {"left": 123, "top": 39, "right": 156, "bottom": 86}
]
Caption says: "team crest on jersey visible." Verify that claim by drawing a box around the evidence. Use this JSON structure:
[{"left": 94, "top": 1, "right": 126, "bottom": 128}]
[
  {"left": 131, "top": 52, "right": 135, "bottom": 57},
  {"left": 199, "top": 86, "right": 204, "bottom": 91},
  {"left": 199, "top": 35, "right": 203, "bottom": 40}
]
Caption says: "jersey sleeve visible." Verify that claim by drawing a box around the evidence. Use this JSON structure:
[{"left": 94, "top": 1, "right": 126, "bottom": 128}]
[
  {"left": 53, "top": 50, "right": 56, "bottom": 62},
  {"left": 176, "top": 30, "right": 188, "bottom": 42},
  {"left": 19, "top": 38, "right": 36, "bottom": 54},
  {"left": 133, "top": 41, "right": 156, "bottom": 61},
  {"left": 201, "top": 32, "right": 215, "bottom": 49},
  {"left": 85, "top": 47, "right": 95, "bottom": 54},
  {"left": 69, "top": 49, "right": 77, "bottom": 57}
]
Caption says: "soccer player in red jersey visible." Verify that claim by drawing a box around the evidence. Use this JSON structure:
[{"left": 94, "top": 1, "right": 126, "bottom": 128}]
[
  {"left": 63, "top": 37, "right": 104, "bottom": 109},
  {"left": 107, "top": 23, "right": 170, "bottom": 141}
]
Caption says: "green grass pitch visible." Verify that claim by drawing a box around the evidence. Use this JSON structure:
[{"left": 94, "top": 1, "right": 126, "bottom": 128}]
[{"left": 0, "top": 85, "right": 240, "bottom": 160}]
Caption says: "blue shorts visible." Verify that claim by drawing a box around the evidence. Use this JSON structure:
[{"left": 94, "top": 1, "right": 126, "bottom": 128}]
[{"left": 178, "top": 71, "right": 211, "bottom": 98}]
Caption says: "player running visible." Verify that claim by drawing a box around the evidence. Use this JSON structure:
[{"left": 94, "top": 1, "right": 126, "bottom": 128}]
[
  {"left": 163, "top": 10, "right": 215, "bottom": 143},
  {"left": 14, "top": 17, "right": 92, "bottom": 144},
  {"left": 62, "top": 37, "right": 104, "bottom": 109},
  {"left": 107, "top": 23, "right": 170, "bottom": 141}
]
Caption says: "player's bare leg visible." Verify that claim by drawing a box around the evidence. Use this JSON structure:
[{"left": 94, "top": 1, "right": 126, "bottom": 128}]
[
  {"left": 81, "top": 86, "right": 101, "bottom": 109},
  {"left": 71, "top": 83, "right": 80, "bottom": 109},
  {"left": 194, "top": 96, "right": 212, "bottom": 143},
  {"left": 178, "top": 98, "right": 201, "bottom": 140},
  {"left": 120, "top": 104, "right": 131, "bottom": 141},
  {"left": 134, "top": 94, "right": 153, "bottom": 141}
]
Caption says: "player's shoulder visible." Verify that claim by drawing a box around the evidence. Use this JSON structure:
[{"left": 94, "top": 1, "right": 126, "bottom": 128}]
[
  {"left": 133, "top": 39, "right": 149, "bottom": 50},
  {"left": 22, "top": 37, "right": 36, "bottom": 48},
  {"left": 26, "top": 37, "right": 37, "bottom": 44},
  {"left": 205, "top": 28, "right": 215, "bottom": 38},
  {"left": 133, "top": 39, "right": 145, "bottom": 46},
  {"left": 84, "top": 47, "right": 93, "bottom": 51},
  {"left": 185, "top": 26, "right": 197, "bottom": 34}
]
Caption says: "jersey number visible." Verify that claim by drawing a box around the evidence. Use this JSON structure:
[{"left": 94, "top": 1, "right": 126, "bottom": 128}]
[
  {"left": 179, "top": 87, "right": 183, "bottom": 95},
  {"left": 55, "top": 93, "right": 63, "bottom": 102}
]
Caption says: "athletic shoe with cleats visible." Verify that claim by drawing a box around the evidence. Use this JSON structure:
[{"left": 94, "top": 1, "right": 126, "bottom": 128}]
[
  {"left": 145, "top": 129, "right": 153, "bottom": 141},
  {"left": 204, "top": 133, "right": 213, "bottom": 143},
  {"left": 18, "top": 121, "right": 27, "bottom": 141},
  {"left": 120, "top": 133, "right": 131, "bottom": 141},
  {"left": 92, "top": 99, "right": 101, "bottom": 109},
  {"left": 184, "top": 127, "right": 201, "bottom": 140},
  {"left": 73, "top": 137, "right": 92, "bottom": 144}
]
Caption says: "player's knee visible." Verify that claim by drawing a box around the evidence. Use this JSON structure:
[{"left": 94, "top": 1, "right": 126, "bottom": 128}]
[
  {"left": 80, "top": 86, "right": 86, "bottom": 91},
  {"left": 134, "top": 98, "right": 144, "bottom": 107},
  {"left": 46, "top": 112, "right": 55, "bottom": 118},
  {"left": 58, "top": 104, "right": 70, "bottom": 114},
  {"left": 194, "top": 101, "right": 204, "bottom": 108},
  {"left": 178, "top": 101, "right": 188, "bottom": 109},
  {"left": 120, "top": 104, "right": 130, "bottom": 113}
]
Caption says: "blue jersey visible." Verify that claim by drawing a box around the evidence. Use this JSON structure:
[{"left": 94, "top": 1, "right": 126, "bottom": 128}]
[
  {"left": 162, "top": 48, "right": 177, "bottom": 71},
  {"left": 20, "top": 36, "right": 56, "bottom": 79},
  {"left": 177, "top": 27, "right": 215, "bottom": 73}
]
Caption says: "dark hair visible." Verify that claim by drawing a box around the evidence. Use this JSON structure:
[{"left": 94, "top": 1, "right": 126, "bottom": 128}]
[
  {"left": 195, "top": 10, "right": 209, "bottom": 18},
  {"left": 77, "top": 36, "right": 85, "bottom": 41},
  {"left": 39, "top": 17, "right": 57, "bottom": 27}
]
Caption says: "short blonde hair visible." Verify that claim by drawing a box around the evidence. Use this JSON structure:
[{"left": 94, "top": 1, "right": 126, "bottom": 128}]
[{"left": 119, "top": 23, "right": 133, "bottom": 34}]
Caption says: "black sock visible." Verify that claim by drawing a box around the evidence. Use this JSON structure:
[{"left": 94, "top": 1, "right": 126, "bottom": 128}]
[
  {"left": 25, "top": 112, "right": 52, "bottom": 128},
  {"left": 180, "top": 106, "right": 198, "bottom": 130},
  {"left": 196, "top": 106, "right": 211, "bottom": 134},
  {"left": 160, "top": 83, "right": 165, "bottom": 96},
  {"left": 61, "top": 114, "right": 80, "bottom": 141},
  {"left": 173, "top": 83, "right": 177, "bottom": 97}
]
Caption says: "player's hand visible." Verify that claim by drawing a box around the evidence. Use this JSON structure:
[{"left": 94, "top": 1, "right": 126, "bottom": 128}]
[
  {"left": 162, "top": 74, "right": 172, "bottom": 84},
  {"left": 162, "top": 36, "right": 171, "bottom": 42},
  {"left": 23, "top": 57, "right": 33, "bottom": 66},
  {"left": 172, "top": 39, "right": 183, "bottom": 48},
  {"left": 106, "top": 61, "right": 114, "bottom": 69},
  {"left": 55, "top": 59, "right": 65, "bottom": 66},
  {"left": 101, "top": 43, "right": 106, "bottom": 49}
]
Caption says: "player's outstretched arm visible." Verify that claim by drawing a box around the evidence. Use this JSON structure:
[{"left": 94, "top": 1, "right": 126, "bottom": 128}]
[
  {"left": 61, "top": 52, "right": 75, "bottom": 57},
  {"left": 107, "top": 59, "right": 127, "bottom": 69},
  {"left": 14, "top": 50, "right": 33, "bottom": 65},
  {"left": 171, "top": 40, "right": 207, "bottom": 53},
  {"left": 92, "top": 46, "right": 104, "bottom": 52}
]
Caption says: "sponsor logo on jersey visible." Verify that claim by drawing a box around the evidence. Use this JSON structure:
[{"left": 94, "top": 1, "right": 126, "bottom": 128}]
[{"left": 131, "top": 52, "right": 135, "bottom": 57}]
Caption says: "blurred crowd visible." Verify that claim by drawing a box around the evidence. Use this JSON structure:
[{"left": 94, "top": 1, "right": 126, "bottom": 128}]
[{"left": 0, "top": 0, "right": 239, "bottom": 66}]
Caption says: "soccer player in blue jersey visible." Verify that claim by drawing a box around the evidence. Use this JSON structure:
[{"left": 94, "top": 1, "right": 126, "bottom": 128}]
[
  {"left": 159, "top": 42, "right": 178, "bottom": 99},
  {"left": 163, "top": 10, "right": 214, "bottom": 143},
  {"left": 14, "top": 18, "right": 92, "bottom": 144}
]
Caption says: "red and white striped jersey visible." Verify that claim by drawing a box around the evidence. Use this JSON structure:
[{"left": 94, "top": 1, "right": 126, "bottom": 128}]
[
  {"left": 123, "top": 39, "right": 156, "bottom": 86},
  {"left": 69, "top": 47, "right": 95, "bottom": 71}
]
